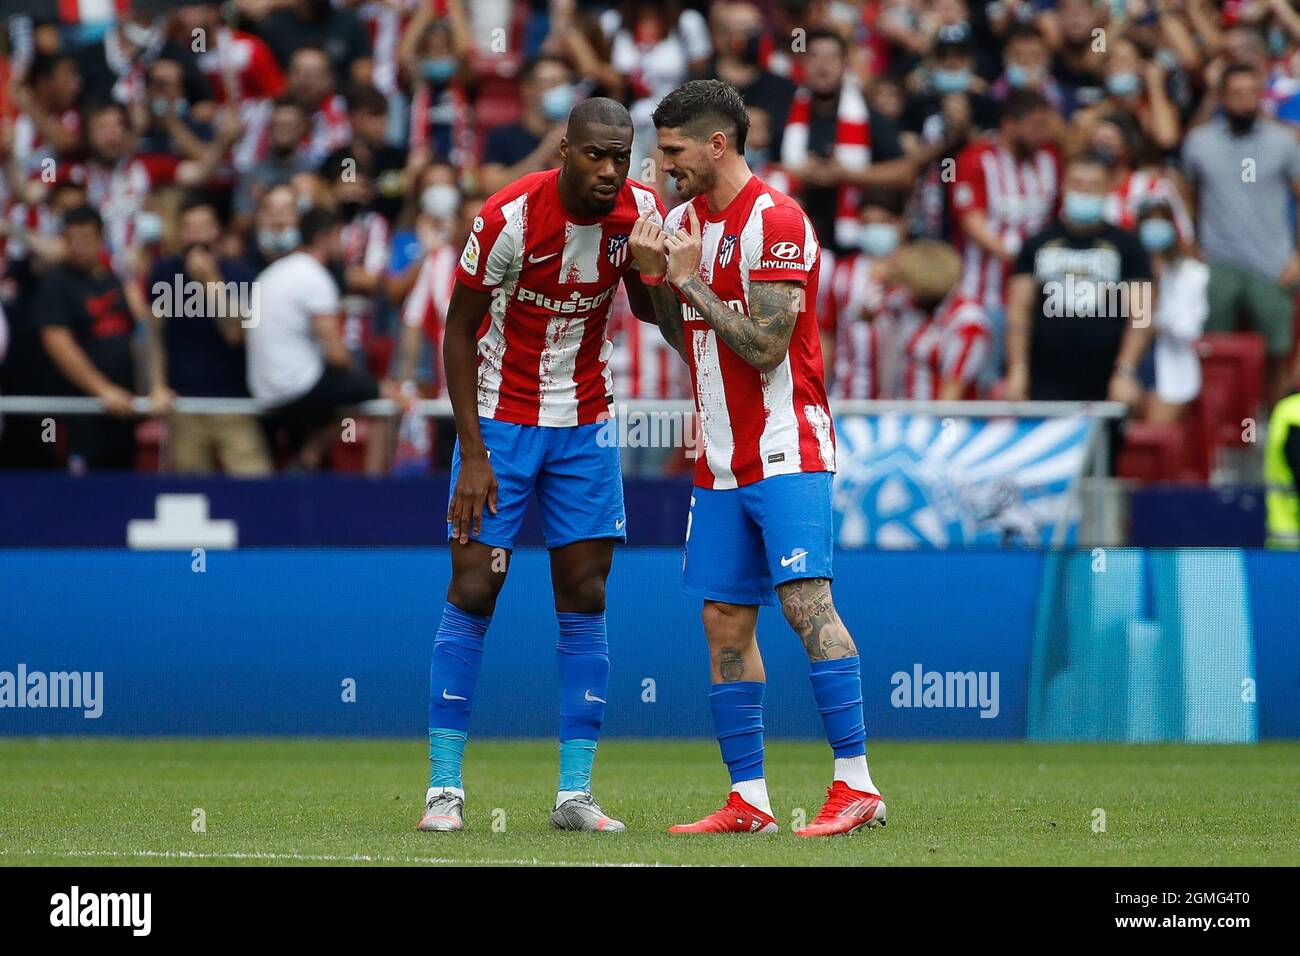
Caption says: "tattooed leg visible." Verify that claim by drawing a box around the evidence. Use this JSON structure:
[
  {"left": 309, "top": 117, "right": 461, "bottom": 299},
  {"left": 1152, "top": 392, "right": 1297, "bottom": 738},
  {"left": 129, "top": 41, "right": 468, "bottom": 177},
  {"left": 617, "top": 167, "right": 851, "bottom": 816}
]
[
  {"left": 776, "top": 578, "right": 857, "bottom": 661},
  {"left": 701, "top": 600, "right": 766, "bottom": 683}
]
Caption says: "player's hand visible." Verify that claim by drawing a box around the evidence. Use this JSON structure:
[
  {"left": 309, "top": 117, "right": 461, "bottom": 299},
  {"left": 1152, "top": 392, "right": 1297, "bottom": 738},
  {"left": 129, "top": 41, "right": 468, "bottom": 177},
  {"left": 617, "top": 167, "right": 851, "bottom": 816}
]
[
  {"left": 97, "top": 384, "right": 136, "bottom": 418},
  {"left": 448, "top": 451, "right": 498, "bottom": 545},
  {"left": 665, "top": 204, "right": 703, "bottom": 287},
  {"left": 629, "top": 214, "right": 668, "bottom": 278}
]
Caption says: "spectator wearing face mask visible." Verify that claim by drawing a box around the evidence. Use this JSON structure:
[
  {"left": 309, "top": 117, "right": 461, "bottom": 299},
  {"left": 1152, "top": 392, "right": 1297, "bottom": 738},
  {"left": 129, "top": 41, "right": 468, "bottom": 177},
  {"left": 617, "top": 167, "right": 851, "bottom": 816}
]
[
  {"left": 385, "top": 162, "right": 462, "bottom": 311},
  {"left": 900, "top": 23, "right": 996, "bottom": 240},
  {"left": 1004, "top": 151, "right": 1153, "bottom": 406},
  {"left": 478, "top": 55, "right": 574, "bottom": 196},
  {"left": 247, "top": 184, "right": 302, "bottom": 273},
  {"left": 1183, "top": 64, "right": 1300, "bottom": 404},
  {"left": 75, "top": 3, "right": 212, "bottom": 112},
  {"left": 706, "top": 1, "right": 796, "bottom": 154},
  {"left": 134, "top": 57, "right": 213, "bottom": 166},
  {"left": 990, "top": 24, "right": 1066, "bottom": 114},
  {"left": 146, "top": 196, "right": 271, "bottom": 475},
  {"left": 246, "top": 207, "right": 396, "bottom": 472},
  {"left": 394, "top": 191, "right": 481, "bottom": 399},
  {"left": 1070, "top": 36, "right": 1181, "bottom": 156},
  {"left": 402, "top": 5, "right": 474, "bottom": 169},
  {"left": 1090, "top": 113, "right": 1194, "bottom": 244},
  {"left": 231, "top": 98, "right": 316, "bottom": 232},
  {"left": 821, "top": 190, "right": 909, "bottom": 401},
  {"left": 1133, "top": 196, "right": 1208, "bottom": 425}
]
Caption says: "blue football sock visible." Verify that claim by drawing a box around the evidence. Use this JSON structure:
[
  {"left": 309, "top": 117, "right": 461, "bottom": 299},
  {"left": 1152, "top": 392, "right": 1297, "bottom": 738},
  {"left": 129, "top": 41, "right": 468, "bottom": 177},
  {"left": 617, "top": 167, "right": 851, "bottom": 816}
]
[
  {"left": 809, "top": 656, "right": 867, "bottom": 758},
  {"left": 709, "top": 681, "right": 766, "bottom": 784},
  {"left": 556, "top": 611, "right": 609, "bottom": 743},
  {"left": 428, "top": 728, "right": 468, "bottom": 790},
  {"left": 427, "top": 602, "right": 489, "bottom": 787},
  {"left": 557, "top": 738, "right": 598, "bottom": 794}
]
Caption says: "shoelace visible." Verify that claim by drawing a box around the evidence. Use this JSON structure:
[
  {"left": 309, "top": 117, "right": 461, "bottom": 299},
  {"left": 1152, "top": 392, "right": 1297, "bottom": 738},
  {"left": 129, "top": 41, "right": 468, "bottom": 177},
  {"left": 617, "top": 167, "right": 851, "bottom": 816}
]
[{"left": 812, "top": 786, "right": 856, "bottom": 823}]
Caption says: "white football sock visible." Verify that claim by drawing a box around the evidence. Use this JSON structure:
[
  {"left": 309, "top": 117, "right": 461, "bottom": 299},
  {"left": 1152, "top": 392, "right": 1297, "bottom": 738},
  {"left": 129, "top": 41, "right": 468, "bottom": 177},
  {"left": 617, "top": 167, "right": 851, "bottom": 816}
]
[
  {"left": 834, "top": 756, "right": 878, "bottom": 794},
  {"left": 732, "top": 778, "right": 773, "bottom": 817},
  {"left": 556, "top": 788, "right": 589, "bottom": 808},
  {"left": 428, "top": 785, "right": 465, "bottom": 800}
]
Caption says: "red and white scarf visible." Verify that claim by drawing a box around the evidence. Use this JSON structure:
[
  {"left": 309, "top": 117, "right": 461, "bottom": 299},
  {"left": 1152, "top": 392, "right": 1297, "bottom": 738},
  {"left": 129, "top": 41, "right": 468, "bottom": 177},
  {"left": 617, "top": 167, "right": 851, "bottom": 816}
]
[{"left": 781, "top": 78, "right": 871, "bottom": 248}]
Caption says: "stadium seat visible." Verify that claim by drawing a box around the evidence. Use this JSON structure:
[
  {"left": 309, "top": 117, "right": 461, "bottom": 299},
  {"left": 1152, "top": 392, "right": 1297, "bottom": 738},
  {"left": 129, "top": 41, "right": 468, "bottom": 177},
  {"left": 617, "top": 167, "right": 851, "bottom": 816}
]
[
  {"left": 136, "top": 417, "right": 165, "bottom": 473},
  {"left": 1116, "top": 421, "right": 1184, "bottom": 482},
  {"left": 1195, "top": 332, "right": 1267, "bottom": 449}
]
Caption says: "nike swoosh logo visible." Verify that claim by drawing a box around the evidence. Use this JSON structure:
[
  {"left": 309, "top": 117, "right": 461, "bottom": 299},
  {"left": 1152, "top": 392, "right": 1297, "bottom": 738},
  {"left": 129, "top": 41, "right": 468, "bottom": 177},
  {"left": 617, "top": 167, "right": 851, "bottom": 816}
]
[
  {"left": 779, "top": 550, "right": 808, "bottom": 567},
  {"left": 527, "top": 252, "right": 558, "bottom": 264},
  {"left": 442, "top": 689, "right": 467, "bottom": 701},
  {"left": 584, "top": 690, "right": 606, "bottom": 703},
  {"left": 615, "top": 518, "right": 625, "bottom": 530}
]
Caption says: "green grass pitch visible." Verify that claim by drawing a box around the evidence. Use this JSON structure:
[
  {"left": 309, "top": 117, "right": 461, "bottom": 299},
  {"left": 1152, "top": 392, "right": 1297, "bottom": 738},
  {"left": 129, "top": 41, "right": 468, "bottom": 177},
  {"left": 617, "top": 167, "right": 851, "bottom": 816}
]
[{"left": 1, "top": 738, "right": 1296, "bottom": 866}]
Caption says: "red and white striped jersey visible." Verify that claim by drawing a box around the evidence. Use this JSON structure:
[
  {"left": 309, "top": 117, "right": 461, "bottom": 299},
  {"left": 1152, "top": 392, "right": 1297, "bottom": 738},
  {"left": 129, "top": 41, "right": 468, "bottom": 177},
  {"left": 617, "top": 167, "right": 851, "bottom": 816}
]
[
  {"left": 11, "top": 108, "right": 80, "bottom": 180},
  {"left": 195, "top": 28, "right": 285, "bottom": 105},
  {"left": 402, "top": 242, "right": 460, "bottom": 397},
  {"left": 607, "top": 284, "right": 690, "bottom": 400},
  {"left": 823, "top": 251, "right": 891, "bottom": 400},
  {"left": 898, "top": 294, "right": 991, "bottom": 400},
  {"left": 83, "top": 157, "right": 152, "bottom": 277},
  {"left": 339, "top": 212, "right": 389, "bottom": 354},
  {"left": 454, "top": 169, "right": 666, "bottom": 427},
  {"left": 358, "top": 0, "right": 419, "bottom": 96},
  {"left": 1104, "top": 168, "right": 1194, "bottom": 243},
  {"left": 950, "top": 135, "right": 1060, "bottom": 311},
  {"left": 664, "top": 174, "right": 835, "bottom": 489}
]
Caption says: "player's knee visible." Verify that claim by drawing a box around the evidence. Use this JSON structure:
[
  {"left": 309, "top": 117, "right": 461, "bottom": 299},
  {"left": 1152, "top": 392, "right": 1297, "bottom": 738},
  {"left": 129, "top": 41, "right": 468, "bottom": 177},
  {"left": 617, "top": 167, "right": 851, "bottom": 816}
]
[
  {"left": 702, "top": 601, "right": 752, "bottom": 645},
  {"left": 447, "top": 570, "right": 505, "bottom": 618},
  {"left": 553, "top": 570, "right": 606, "bottom": 614}
]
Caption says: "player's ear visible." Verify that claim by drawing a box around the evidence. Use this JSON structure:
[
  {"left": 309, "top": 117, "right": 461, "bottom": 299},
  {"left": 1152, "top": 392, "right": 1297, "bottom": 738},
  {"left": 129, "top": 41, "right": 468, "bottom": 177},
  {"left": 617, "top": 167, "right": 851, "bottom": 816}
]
[{"left": 711, "top": 130, "right": 727, "bottom": 160}]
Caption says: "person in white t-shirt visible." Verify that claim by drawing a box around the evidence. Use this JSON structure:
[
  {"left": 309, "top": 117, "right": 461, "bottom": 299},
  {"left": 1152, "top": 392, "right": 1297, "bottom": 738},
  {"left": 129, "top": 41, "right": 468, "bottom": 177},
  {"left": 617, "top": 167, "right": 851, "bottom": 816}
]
[
  {"left": 246, "top": 206, "right": 393, "bottom": 469},
  {"left": 1134, "top": 196, "right": 1209, "bottom": 424}
]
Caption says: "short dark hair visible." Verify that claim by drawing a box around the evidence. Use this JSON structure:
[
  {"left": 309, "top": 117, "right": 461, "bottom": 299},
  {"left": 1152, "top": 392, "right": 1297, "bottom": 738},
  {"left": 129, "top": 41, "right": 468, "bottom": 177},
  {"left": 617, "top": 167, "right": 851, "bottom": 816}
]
[
  {"left": 805, "top": 28, "right": 848, "bottom": 57},
  {"left": 272, "top": 95, "right": 307, "bottom": 115},
  {"left": 1220, "top": 62, "right": 1260, "bottom": 93},
  {"left": 1068, "top": 150, "right": 1112, "bottom": 175},
  {"left": 652, "top": 79, "right": 750, "bottom": 154},
  {"left": 62, "top": 205, "right": 103, "bottom": 232},
  {"left": 347, "top": 83, "right": 388, "bottom": 116},
  {"left": 859, "top": 187, "right": 906, "bottom": 217},
  {"left": 179, "top": 193, "right": 219, "bottom": 221},
  {"left": 83, "top": 98, "right": 127, "bottom": 125},
  {"left": 299, "top": 207, "right": 338, "bottom": 246},
  {"left": 1005, "top": 23, "right": 1043, "bottom": 45},
  {"left": 567, "top": 96, "right": 632, "bottom": 137},
  {"left": 520, "top": 54, "right": 570, "bottom": 85},
  {"left": 1000, "top": 89, "right": 1050, "bottom": 122},
  {"left": 28, "top": 51, "right": 74, "bottom": 85}
]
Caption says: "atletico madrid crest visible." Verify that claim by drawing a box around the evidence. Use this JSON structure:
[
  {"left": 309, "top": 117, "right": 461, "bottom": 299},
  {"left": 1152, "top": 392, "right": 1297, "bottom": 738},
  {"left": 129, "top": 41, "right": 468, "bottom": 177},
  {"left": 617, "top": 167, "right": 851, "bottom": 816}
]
[
  {"left": 607, "top": 234, "right": 629, "bottom": 267},
  {"left": 718, "top": 234, "right": 737, "bottom": 269}
]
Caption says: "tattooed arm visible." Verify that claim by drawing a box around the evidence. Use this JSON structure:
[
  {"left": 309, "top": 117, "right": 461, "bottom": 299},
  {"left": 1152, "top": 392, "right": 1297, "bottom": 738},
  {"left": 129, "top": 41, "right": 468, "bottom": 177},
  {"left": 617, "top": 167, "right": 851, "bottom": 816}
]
[
  {"left": 674, "top": 276, "right": 801, "bottom": 374},
  {"left": 623, "top": 269, "right": 687, "bottom": 360}
]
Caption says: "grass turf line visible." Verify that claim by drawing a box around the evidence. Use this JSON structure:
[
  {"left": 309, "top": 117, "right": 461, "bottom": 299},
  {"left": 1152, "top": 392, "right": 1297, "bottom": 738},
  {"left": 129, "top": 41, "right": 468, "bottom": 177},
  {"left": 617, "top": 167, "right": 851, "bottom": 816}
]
[{"left": 1, "top": 738, "right": 1296, "bottom": 867}]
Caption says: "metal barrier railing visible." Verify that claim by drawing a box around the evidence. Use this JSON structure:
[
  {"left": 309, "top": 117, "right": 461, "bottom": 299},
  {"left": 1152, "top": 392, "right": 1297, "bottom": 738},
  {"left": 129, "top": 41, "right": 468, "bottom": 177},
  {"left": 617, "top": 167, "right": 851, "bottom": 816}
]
[{"left": 0, "top": 395, "right": 1130, "bottom": 421}]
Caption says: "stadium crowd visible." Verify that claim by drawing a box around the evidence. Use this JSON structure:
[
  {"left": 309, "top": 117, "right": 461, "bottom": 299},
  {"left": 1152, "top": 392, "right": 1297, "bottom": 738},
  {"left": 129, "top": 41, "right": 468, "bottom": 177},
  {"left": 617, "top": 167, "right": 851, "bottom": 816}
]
[{"left": 0, "top": 0, "right": 1298, "bottom": 475}]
